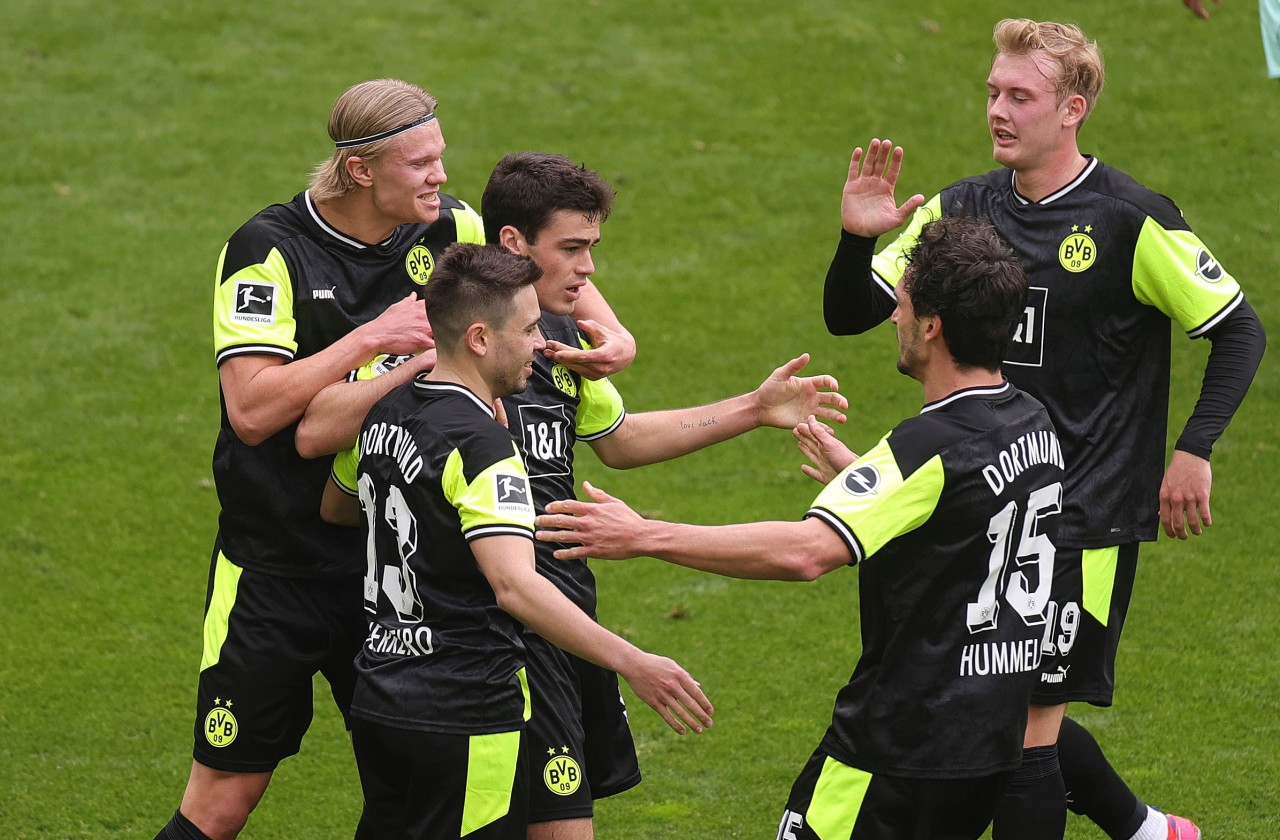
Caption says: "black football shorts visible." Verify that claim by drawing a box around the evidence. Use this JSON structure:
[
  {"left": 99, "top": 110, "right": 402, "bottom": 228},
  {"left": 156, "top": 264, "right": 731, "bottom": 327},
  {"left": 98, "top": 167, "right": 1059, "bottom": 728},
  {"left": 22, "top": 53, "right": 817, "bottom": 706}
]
[{"left": 192, "top": 550, "right": 366, "bottom": 772}]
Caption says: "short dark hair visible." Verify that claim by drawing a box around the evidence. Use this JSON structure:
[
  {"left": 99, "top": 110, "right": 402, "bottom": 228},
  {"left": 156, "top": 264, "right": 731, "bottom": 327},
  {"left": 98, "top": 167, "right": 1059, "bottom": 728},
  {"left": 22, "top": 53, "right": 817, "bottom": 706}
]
[
  {"left": 902, "top": 216, "right": 1027, "bottom": 371},
  {"left": 424, "top": 244, "right": 542, "bottom": 350},
  {"left": 481, "top": 152, "right": 615, "bottom": 243}
]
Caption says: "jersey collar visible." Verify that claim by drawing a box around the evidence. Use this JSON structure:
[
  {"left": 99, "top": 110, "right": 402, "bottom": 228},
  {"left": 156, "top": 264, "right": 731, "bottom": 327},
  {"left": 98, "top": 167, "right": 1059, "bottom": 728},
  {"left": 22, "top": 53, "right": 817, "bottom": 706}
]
[
  {"left": 921, "top": 381, "right": 1012, "bottom": 414},
  {"left": 303, "top": 190, "right": 397, "bottom": 250},
  {"left": 412, "top": 378, "right": 496, "bottom": 418},
  {"left": 1011, "top": 156, "right": 1098, "bottom": 206}
]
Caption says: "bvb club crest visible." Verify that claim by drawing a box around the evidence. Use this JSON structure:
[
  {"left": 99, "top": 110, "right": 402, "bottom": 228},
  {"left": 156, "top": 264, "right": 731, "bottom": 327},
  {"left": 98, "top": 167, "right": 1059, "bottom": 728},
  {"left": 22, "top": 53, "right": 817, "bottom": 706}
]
[
  {"left": 405, "top": 245, "right": 435, "bottom": 285},
  {"left": 543, "top": 750, "right": 582, "bottom": 796},
  {"left": 551, "top": 364, "right": 577, "bottom": 397},
  {"left": 1058, "top": 226, "right": 1097, "bottom": 273},
  {"left": 204, "top": 699, "right": 239, "bottom": 748}
]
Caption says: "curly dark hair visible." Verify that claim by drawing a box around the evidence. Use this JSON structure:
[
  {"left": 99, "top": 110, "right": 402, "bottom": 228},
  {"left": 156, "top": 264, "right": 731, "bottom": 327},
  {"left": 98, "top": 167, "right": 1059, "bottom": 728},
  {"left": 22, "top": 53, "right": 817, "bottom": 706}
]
[{"left": 901, "top": 215, "right": 1028, "bottom": 371}]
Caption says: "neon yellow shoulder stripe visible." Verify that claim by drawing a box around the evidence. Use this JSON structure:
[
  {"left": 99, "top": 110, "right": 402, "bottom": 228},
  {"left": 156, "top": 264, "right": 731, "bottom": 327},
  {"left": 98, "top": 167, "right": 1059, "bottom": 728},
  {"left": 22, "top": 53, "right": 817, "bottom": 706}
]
[{"left": 871, "top": 193, "right": 943, "bottom": 289}]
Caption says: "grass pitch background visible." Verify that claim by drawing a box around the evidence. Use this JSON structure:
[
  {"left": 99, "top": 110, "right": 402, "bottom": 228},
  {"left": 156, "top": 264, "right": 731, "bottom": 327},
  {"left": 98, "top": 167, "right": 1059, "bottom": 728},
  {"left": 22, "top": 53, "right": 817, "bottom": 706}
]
[{"left": 1, "top": 1, "right": 1276, "bottom": 837}]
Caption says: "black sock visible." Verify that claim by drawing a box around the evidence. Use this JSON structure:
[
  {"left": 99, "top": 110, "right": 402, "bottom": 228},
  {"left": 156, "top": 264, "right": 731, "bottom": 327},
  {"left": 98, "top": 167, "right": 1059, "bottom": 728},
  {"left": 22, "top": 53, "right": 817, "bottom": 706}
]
[
  {"left": 1058, "top": 717, "right": 1148, "bottom": 839},
  {"left": 991, "top": 744, "right": 1066, "bottom": 839},
  {"left": 154, "top": 809, "right": 214, "bottom": 840}
]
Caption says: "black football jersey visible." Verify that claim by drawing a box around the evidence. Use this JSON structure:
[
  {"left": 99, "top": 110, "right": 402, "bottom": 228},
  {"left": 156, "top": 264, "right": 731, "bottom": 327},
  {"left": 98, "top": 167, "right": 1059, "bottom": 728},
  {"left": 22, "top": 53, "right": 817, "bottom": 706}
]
[
  {"left": 807, "top": 383, "right": 1065, "bottom": 778},
  {"left": 869, "top": 160, "right": 1242, "bottom": 547},
  {"left": 333, "top": 378, "right": 535, "bottom": 733},
  {"left": 211, "top": 190, "right": 484, "bottom": 578},
  {"left": 501, "top": 313, "right": 626, "bottom": 614}
]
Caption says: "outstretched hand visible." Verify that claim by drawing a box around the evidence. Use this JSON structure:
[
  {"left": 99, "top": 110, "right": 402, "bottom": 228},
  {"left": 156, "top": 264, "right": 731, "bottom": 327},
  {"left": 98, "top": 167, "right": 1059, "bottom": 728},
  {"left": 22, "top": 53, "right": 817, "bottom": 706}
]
[
  {"left": 794, "top": 415, "right": 859, "bottom": 484},
  {"left": 543, "top": 318, "right": 637, "bottom": 380},
  {"left": 841, "top": 138, "right": 926, "bottom": 238},
  {"left": 618, "top": 651, "right": 714, "bottom": 735},
  {"left": 536, "top": 481, "right": 646, "bottom": 560},
  {"left": 755, "top": 354, "right": 849, "bottom": 430}
]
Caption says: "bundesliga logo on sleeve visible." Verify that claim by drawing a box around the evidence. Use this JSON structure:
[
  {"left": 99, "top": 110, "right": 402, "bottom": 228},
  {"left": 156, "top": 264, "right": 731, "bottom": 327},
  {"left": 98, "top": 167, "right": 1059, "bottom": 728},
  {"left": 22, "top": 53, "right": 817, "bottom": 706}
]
[
  {"left": 231, "top": 281, "right": 277, "bottom": 325},
  {"left": 495, "top": 474, "right": 531, "bottom": 511}
]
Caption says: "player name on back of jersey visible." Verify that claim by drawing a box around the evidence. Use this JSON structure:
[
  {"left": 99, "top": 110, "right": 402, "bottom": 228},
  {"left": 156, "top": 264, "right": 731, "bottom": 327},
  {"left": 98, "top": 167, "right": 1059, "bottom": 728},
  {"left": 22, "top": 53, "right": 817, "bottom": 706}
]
[
  {"left": 958, "top": 638, "right": 1042, "bottom": 678},
  {"left": 980, "top": 428, "right": 1064, "bottom": 496},
  {"left": 366, "top": 621, "right": 436, "bottom": 658}
]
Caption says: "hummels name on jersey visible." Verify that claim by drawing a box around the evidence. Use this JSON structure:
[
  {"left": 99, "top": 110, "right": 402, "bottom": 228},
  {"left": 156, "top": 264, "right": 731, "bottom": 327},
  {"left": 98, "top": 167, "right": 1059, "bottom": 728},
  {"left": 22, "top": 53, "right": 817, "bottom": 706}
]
[{"left": 958, "top": 638, "right": 1042, "bottom": 677}]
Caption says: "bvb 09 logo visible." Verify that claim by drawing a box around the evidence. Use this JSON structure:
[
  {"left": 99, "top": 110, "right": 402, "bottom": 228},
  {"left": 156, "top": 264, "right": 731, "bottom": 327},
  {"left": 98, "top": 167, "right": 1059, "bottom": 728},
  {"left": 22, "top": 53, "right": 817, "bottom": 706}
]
[
  {"left": 204, "top": 704, "right": 238, "bottom": 748},
  {"left": 543, "top": 754, "right": 582, "bottom": 796},
  {"left": 405, "top": 245, "right": 435, "bottom": 285},
  {"left": 1058, "top": 231, "right": 1097, "bottom": 274},
  {"left": 551, "top": 364, "right": 577, "bottom": 397}
]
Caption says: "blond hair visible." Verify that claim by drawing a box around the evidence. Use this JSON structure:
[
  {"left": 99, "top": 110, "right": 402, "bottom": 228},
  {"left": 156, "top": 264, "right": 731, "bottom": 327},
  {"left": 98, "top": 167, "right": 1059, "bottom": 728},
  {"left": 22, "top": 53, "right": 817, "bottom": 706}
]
[
  {"left": 993, "top": 19, "right": 1105, "bottom": 121},
  {"left": 308, "top": 79, "right": 438, "bottom": 202}
]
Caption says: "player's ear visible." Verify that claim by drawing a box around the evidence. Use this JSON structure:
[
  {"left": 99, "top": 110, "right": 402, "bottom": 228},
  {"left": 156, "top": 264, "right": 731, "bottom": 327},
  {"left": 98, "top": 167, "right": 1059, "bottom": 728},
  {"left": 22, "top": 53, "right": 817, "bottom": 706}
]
[
  {"left": 346, "top": 155, "right": 375, "bottom": 188},
  {"left": 498, "top": 225, "right": 529, "bottom": 256},
  {"left": 464, "top": 321, "right": 489, "bottom": 357},
  {"left": 1061, "top": 93, "right": 1088, "bottom": 130}
]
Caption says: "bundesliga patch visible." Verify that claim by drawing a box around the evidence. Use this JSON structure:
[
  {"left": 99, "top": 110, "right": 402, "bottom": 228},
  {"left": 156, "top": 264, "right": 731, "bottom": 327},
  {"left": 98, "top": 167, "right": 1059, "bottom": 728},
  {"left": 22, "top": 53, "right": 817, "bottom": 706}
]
[
  {"left": 1195, "top": 249, "right": 1224, "bottom": 283},
  {"left": 231, "top": 281, "right": 277, "bottom": 325},
  {"left": 495, "top": 473, "right": 531, "bottom": 511},
  {"left": 842, "top": 464, "right": 881, "bottom": 496}
]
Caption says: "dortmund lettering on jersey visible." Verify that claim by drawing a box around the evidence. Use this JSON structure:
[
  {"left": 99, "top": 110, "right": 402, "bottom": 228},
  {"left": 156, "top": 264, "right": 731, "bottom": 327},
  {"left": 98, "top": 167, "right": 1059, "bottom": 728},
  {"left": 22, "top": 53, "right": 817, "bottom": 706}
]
[
  {"left": 805, "top": 383, "right": 1066, "bottom": 778},
  {"left": 331, "top": 310, "right": 624, "bottom": 616},
  {"left": 209, "top": 190, "right": 483, "bottom": 579},
  {"left": 344, "top": 377, "right": 534, "bottom": 735},
  {"left": 869, "top": 159, "right": 1242, "bottom": 548},
  {"left": 503, "top": 312, "right": 626, "bottom": 614}
]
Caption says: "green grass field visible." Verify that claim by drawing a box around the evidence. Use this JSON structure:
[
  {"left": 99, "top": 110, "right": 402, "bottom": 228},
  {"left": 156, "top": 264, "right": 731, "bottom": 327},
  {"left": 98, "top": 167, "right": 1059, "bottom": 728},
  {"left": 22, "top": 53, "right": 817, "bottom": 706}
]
[{"left": 2, "top": 0, "right": 1276, "bottom": 837}]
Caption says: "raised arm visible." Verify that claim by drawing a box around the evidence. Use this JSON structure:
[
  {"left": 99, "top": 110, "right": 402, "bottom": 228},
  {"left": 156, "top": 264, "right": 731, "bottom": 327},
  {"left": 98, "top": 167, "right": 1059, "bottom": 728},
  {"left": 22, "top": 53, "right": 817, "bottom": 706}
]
[
  {"left": 588, "top": 354, "right": 847, "bottom": 470},
  {"left": 542, "top": 280, "right": 637, "bottom": 380},
  {"left": 824, "top": 140, "right": 923, "bottom": 336},
  {"left": 535, "top": 481, "right": 852, "bottom": 581},
  {"left": 473, "top": 534, "right": 713, "bottom": 735},
  {"left": 840, "top": 139, "right": 926, "bottom": 238},
  {"left": 223, "top": 293, "right": 433, "bottom": 446}
]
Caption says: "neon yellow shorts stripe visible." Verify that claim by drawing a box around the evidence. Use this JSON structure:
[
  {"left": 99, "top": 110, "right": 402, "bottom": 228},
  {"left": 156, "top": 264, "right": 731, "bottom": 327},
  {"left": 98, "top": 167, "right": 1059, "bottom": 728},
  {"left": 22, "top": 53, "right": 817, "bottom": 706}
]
[
  {"left": 807, "top": 757, "right": 873, "bottom": 840},
  {"left": 1081, "top": 546, "right": 1120, "bottom": 627},
  {"left": 462, "top": 730, "right": 522, "bottom": 836},
  {"left": 199, "top": 552, "right": 243, "bottom": 672},
  {"left": 517, "top": 667, "right": 531, "bottom": 723}
]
